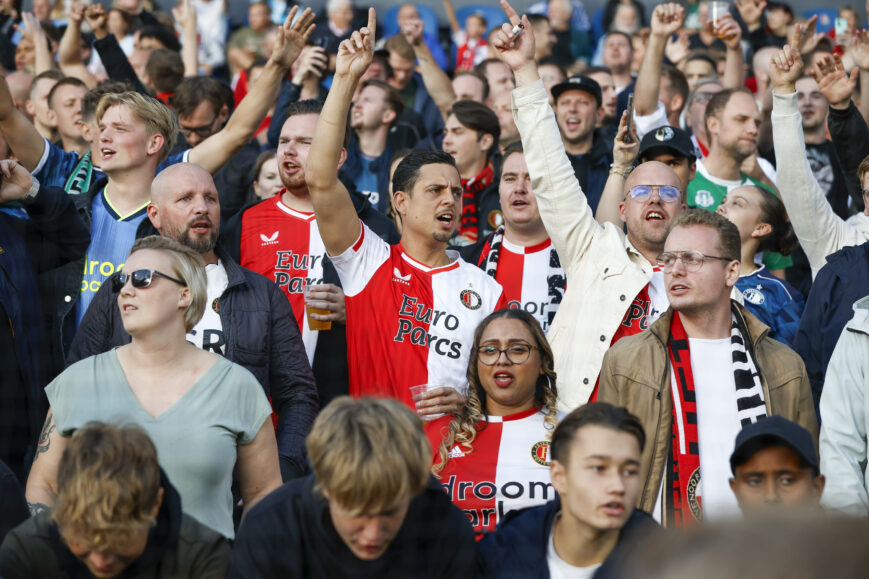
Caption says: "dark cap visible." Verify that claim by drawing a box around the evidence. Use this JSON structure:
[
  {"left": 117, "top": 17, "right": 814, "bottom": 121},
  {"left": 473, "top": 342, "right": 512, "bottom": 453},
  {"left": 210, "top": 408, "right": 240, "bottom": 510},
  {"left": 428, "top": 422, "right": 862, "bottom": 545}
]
[
  {"left": 730, "top": 416, "right": 819, "bottom": 475},
  {"left": 551, "top": 75, "right": 602, "bottom": 106},
  {"left": 638, "top": 125, "right": 696, "bottom": 161}
]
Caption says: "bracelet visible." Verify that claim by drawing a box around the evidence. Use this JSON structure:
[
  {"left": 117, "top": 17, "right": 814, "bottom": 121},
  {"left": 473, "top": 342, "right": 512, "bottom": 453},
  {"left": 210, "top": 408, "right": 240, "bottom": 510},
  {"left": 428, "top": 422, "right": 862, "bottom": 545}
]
[{"left": 609, "top": 165, "right": 632, "bottom": 178}]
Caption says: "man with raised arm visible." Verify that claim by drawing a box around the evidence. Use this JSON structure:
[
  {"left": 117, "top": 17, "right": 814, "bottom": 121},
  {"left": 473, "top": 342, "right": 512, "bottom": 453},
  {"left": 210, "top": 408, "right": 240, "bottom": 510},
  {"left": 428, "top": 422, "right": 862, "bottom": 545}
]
[
  {"left": 491, "top": 0, "right": 686, "bottom": 409},
  {"left": 305, "top": 9, "right": 504, "bottom": 415}
]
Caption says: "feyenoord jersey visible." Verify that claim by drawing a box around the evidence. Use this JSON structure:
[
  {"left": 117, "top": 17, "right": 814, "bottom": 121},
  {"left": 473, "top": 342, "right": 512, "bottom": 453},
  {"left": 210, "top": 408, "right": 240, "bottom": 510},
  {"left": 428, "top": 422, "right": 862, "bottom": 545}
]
[
  {"left": 238, "top": 196, "right": 326, "bottom": 364},
  {"left": 425, "top": 407, "right": 561, "bottom": 536},
  {"left": 330, "top": 223, "right": 505, "bottom": 405},
  {"left": 610, "top": 265, "right": 668, "bottom": 345},
  {"left": 494, "top": 238, "right": 564, "bottom": 332}
]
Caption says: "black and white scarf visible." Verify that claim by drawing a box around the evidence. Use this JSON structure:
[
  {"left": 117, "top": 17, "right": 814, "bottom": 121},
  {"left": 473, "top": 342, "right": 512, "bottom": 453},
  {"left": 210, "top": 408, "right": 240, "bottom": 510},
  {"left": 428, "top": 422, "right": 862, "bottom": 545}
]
[{"left": 479, "top": 226, "right": 566, "bottom": 328}]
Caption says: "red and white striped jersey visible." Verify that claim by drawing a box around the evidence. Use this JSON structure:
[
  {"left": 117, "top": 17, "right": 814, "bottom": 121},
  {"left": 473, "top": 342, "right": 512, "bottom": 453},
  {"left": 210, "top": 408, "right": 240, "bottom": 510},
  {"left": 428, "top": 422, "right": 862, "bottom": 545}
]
[
  {"left": 494, "top": 238, "right": 564, "bottom": 331},
  {"left": 425, "top": 407, "right": 561, "bottom": 536},
  {"left": 331, "top": 223, "right": 506, "bottom": 406},
  {"left": 238, "top": 196, "right": 326, "bottom": 364},
  {"left": 610, "top": 266, "right": 668, "bottom": 345}
]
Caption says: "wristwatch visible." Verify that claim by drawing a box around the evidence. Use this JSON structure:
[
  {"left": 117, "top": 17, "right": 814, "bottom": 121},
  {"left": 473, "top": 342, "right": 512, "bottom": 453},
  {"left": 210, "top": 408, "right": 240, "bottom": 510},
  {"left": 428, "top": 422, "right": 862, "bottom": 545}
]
[{"left": 20, "top": 176, "right": 40, "bottom": 206}]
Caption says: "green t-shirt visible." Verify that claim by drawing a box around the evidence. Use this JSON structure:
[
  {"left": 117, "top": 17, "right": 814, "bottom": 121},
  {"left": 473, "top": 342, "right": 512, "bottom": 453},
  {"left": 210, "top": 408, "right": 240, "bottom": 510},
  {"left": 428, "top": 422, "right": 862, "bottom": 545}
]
[
  {"left": 46, "top": 351, "right": 272, "bottom": 539},
  {"left": 686, "top": 162, "right": 793, "bottom": 271}
]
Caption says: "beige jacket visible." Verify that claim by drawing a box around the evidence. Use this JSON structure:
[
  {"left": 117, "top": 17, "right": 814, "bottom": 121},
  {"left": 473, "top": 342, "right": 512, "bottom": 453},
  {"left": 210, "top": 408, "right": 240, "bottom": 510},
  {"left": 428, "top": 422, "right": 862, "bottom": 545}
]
[
  {"left": 512, "top": 80, "right": 656, "bottom": 410},
  {"left": 597, "top": 303, "right": 818, "bottom": 516}
]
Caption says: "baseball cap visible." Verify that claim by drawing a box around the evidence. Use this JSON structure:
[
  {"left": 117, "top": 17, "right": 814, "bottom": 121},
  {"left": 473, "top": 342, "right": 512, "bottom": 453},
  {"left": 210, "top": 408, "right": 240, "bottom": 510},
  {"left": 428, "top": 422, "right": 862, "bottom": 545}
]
[
  {"left": 550, "top": 75, "right": 602, "bottom": 106},
  {"left": 730, "top": 416, "right": 819, "bottom": 475},
  {"left": 638, "top": 126, "right": 696, "bottom": 161}
]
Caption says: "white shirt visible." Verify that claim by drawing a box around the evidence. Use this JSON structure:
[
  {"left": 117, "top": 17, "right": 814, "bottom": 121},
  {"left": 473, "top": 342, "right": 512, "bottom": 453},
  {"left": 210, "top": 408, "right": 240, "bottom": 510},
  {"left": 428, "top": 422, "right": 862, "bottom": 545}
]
[
  {"left": 187, "top": 260, "right": 229, "bottom": 356},
  {"left": 547, "top": 514, "right": 602, "bottom": 579},
  {"left": 691, "top": 337, "right": 741, "bottom": 520}
]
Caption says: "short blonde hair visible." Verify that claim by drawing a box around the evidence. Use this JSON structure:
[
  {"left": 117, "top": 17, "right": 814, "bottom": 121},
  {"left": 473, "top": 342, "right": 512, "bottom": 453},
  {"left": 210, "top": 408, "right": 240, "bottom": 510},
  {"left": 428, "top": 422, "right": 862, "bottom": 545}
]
[
  {"left": 129, "top": 236, "right": 206, "bottom": 332},
  {"left": 96, "top": 91, "right": 179, "bottom": 162},
  {"left": 53, "top": 422, "right": 161, "bottom": 553},
  {"left": 306, "top": 397, "right": 430, "bottom": 516}
]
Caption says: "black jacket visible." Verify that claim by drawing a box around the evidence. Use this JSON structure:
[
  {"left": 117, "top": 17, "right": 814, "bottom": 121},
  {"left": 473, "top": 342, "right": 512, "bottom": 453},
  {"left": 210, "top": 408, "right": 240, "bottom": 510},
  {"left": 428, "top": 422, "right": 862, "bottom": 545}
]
[
  {"left": 0, "top": 183, "right": 90, "bottom": 478},
  {"left": 477, "top": 496, "right": 659, "bottom": 578},
  {"left": 567, "top": 127, "right": 614, "bottom": 215},
  {"left": 227, "top": 475, "right": 476, "bottom": 578},
  {"left": 223, "top": 189, "right": 399, "bottom": 406},
  {"left": 0, "top": 470, "right": 231, "bottom": 578},
  {"left": 794, "top": 241, "right": 869, "bottom": 418},
  {"left": 828, "top": 101, "right": 869, "bottom": 213},
  {"left": 67, "top": 242, "right": 319, "bottom": 481}
]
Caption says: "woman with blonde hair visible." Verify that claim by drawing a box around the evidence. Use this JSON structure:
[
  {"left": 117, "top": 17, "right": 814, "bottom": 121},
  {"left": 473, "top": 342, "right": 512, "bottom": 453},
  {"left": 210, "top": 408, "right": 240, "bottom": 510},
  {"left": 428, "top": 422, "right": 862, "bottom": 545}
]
[
  {"left": 26, "top": 236, "right": 282, "bottom": 539},
  {"left": 425, "top": 309, "right": 562, "bottom": 538}
]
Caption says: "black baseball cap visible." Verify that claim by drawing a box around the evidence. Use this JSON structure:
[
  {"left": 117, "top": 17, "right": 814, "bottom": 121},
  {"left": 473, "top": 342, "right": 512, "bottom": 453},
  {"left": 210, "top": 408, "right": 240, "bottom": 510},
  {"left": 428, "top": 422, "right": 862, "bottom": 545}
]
[
  {"left": 639, "top": 126, "right": 696, "bottom": 161},
  {"left": 550, "top": 75, "right": 602, "bottom": 106},
  {"left": 730, "top": 416, "right": 819, "bottom": 475}
]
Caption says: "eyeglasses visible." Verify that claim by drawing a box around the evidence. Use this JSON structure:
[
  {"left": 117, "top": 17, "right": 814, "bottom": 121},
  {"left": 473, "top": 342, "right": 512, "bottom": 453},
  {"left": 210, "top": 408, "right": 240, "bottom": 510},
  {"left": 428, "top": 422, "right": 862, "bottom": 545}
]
[
  {"left": 179, "top": 115, "right": 218, "bottom": 139},
  {"left": 657, "top": 250, "right": 736, "bottom": 272},
  {"left": 477, "top": 344, "right": 538, "bottom": 365},
  {"left": 111, "top": 269, "right": 187, "bottom": 292},
  {"left": 628, "top": 185, "right": 681, "bottom": 203}
]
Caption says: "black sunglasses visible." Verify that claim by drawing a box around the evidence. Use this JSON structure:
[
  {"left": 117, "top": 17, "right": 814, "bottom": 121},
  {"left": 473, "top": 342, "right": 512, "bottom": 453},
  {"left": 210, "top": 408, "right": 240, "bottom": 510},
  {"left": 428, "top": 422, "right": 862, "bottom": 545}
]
[{"left": 112, "top": 269, "right": 187, "bottom": 293}]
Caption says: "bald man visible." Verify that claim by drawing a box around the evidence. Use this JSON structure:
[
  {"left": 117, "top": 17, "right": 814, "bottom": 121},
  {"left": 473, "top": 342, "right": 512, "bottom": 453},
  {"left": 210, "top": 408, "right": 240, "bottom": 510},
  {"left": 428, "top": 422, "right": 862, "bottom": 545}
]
[{"left": 68, "top": 163, "right": 319, "bottom": 481}]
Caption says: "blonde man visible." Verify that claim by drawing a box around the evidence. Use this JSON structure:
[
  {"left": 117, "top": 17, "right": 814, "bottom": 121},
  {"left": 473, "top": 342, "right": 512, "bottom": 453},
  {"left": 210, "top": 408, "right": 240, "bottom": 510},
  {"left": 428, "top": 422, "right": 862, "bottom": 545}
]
[
  {"left": 0, "top": 422, "right": 230, "bottom": 577},
  {"left": 228, "top": 397, "right": 476, "bottom": 577}
]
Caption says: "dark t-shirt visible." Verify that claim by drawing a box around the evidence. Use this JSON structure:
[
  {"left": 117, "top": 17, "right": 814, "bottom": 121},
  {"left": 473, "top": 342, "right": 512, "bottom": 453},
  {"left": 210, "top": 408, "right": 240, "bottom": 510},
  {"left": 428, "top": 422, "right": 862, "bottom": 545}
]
[{"left": 228, "top": 475, "right": 476, "bottom": 578}]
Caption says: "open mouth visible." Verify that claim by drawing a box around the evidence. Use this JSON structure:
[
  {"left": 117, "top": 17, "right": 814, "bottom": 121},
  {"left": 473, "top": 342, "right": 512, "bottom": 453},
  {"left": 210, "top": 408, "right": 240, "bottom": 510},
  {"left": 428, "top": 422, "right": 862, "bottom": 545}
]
[
  {"left": 645, "top": 210, "right": 664, "bottom": 221},
  {"left": 190, "top": 220, "right": 211, "bottom": 234},
  {"left": 436, "top": 212, "right": 454, "bottom": 226},
  {"left": 493, "top": 371, "right": 513, "bottom": 387},
  {"left": 101, "top": 148, "right": 116, "bottom": 161},
  {"left": 602, "top": 501, "right": 624, "bottom": 516}
]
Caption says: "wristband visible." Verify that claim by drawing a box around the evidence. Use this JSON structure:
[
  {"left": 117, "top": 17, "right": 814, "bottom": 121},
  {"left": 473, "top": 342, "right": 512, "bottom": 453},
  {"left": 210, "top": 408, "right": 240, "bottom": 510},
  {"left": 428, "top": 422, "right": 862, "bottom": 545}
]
[
  {"left": 609, "top": 165, "right": 632, "bottom": 178},
  {"left": 20, "top": 176, "right": 40, "bottom": 205}
]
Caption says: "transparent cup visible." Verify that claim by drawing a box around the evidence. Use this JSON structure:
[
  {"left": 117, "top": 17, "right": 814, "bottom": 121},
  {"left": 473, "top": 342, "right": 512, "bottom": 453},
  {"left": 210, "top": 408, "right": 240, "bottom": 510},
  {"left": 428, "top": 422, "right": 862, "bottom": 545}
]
[
  {"left": 303, "top": 282, "right": 332, "bottom": 331},
  {"left": 410, "top": 384, "right": 445, "bottom": 421},
  {"left": 703, "top": 1, "right": 730, "bottom": 37}
]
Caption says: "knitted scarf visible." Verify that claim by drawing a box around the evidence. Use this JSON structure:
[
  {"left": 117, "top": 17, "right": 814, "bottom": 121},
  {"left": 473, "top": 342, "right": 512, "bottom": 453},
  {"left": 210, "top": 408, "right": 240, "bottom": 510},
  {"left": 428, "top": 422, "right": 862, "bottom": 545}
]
[
  {"left": 665, "top": 304, "right": 766, "bottom": 527},
  {"left": 479, "top": 226, "right": 565, "bottom": 328},
  {"left": 459, "top": 163, "right": 494, "bottom": 244}
]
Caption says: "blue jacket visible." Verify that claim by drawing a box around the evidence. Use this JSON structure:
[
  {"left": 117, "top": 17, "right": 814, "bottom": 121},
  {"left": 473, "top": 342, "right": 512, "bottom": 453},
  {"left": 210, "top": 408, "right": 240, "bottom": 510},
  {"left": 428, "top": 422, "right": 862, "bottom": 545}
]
[
  {"left": 794, "top": 241, "right": 869, "bottom": 416},
  {"left": 342, "top": 136, "right": 393, "bottom": 213},
  {"left": 736, "top": 266, "right": 805, "bottom": 347},
  {"left": 477, "top": 496, "right": 658, "bottom": 578},
  {"left": 0, "top": 184, "right": 89, "bottom": 465}
]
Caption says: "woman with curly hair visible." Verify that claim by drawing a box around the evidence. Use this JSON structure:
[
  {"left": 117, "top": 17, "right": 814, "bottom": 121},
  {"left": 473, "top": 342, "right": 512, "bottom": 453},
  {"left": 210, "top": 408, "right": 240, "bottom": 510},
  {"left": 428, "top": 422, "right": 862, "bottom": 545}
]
[
  {"left": 425, "top": 308, "right": 562, "bottom": 539},
  {"left": 716, "top": 185, "right": 805, "bottom": 346}
]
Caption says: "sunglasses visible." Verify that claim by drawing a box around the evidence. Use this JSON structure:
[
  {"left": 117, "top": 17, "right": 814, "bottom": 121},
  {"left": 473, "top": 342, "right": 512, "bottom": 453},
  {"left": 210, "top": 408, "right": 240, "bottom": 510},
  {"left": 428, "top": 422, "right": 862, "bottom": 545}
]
[{"left": 111, "top": 269, "right": 187, "bottom": 293}]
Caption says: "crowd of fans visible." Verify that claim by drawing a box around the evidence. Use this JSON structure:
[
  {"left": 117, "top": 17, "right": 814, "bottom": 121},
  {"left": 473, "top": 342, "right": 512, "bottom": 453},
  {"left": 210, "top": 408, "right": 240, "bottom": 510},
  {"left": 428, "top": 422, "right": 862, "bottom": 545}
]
[{"left": 0, "top": 0, "right": 869, "bottom": 576}]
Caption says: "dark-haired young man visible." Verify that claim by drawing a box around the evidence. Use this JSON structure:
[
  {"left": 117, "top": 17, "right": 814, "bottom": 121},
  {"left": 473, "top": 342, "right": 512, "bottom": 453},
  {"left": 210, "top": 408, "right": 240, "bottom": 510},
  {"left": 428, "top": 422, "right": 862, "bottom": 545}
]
[
  {"left": 226, "top": 98, "right": 398, "bottom": 406},
  {"left": 442, "top": 100, "right": 501, "bottom": 244},
  {"left": 461, "top": 142, "right": 565, "bottom": 332},
  {"left": 305, "top": 10, "right": 504, "bottom": 415},
  {"left": 478, "top": 402, "right": 657, "bottom": 577}
]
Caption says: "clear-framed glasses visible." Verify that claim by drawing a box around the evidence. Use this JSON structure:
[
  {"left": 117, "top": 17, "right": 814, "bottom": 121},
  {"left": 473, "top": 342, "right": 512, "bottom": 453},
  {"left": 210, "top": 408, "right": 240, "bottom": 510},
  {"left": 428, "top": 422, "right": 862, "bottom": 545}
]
[
  {"left": 477, "top": 343, "right": 538, "bottom": 366},
  {"left": 656, "top": 250, "right": 736, "bottom": 273},
  {"left": 628, "top": 185, "right": 681, "bottom": 203}
]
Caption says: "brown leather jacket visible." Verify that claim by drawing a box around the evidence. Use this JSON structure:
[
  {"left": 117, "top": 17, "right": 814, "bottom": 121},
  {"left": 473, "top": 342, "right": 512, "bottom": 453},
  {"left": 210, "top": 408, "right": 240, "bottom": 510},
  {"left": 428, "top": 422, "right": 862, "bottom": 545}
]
[{"left": 597, "top": 301, "right": 818, "bottom": 517}]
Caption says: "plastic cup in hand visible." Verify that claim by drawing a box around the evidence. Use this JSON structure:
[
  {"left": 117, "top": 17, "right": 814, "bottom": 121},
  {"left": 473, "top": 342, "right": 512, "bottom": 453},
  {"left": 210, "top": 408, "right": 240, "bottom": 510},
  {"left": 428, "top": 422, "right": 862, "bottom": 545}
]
[
  {"left": 703, "top": 1, "right": 730, "bottom": 37},
  {"left": 410, "top": 384, "right": 444, "bottom": 421},
  {"left": 303, "top": 282, "right": 331, "bottom": 331}
]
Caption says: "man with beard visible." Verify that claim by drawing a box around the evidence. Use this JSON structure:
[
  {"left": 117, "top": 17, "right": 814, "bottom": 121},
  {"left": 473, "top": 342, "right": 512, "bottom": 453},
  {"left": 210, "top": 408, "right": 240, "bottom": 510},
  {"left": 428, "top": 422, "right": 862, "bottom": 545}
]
[
  {"left": 67, "top": 163, "right": 319, "bottom": 482},
  {"left": 585, "top": 66, "right": 618, "bottom": 130}
]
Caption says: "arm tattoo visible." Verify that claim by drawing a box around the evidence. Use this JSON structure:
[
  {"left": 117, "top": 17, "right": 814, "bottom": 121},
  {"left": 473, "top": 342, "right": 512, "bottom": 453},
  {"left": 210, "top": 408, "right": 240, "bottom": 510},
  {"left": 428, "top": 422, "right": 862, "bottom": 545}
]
[
  {"left": 33, "top": 411, "right": 55, "bottom": 461},
  {"left": 27, "top": 502, "right": 50, "bottom": 516}
]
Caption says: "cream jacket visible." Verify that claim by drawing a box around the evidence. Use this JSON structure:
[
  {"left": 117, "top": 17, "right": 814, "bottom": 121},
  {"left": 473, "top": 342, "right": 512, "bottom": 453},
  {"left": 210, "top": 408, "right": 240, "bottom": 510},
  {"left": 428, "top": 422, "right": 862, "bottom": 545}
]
[{"left": 512, "top": 80, "right": 656, "bottom": 410}]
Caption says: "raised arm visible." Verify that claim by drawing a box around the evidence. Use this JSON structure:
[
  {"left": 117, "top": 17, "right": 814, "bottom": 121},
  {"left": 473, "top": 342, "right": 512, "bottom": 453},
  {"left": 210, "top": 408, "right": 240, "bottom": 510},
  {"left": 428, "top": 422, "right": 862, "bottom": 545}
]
[
  {"left": 58, "top": 3, "right": 98, "bottom": 88},
  {"left": 404, "top": 19, "right": 455, "bottom": 123},
  {"left": 0, "top": 74, "right": 49, "bottom": 170},
  {"left": 22, "top": 13, "right": 55, "bottom": 75},
  {"left": 595, "top": 110, "right": 638, "bottom": 227},
  {"left": 86, "top": 3, "right": 149, "bottom": 95},
  {"left": 443, "top": 0, "right": 462, "bottom": 35},
  {"left": 189, "top": 6, "right": 314, "bottom": 174},
  {"left": 635, "top": 3, "right": 684, "bottom": 117},
  {"left": 172, "top": 0, "right": 199, "bottom": 77},
  {"left": 770, "top": 28, "right": 861, "bottom": 276},
  {"left": 306, "top": 9, "right": 375, "bottom": 256},
  {"left": 718, "top": 13, "right": 744, "bottom": 89}
]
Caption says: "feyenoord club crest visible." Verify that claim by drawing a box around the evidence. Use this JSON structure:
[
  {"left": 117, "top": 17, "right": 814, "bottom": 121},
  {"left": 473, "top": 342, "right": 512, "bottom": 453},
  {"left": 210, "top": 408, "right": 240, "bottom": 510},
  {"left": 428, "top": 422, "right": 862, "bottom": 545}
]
[
  {"left": 687, "top": 468, "right": 703, "bottom": 521},
  {"left": 531, "top": 441, "right": 551, "bottom": 466},
  {"left": 655, "top": 126, "right": 675, "bottom": 142},
  {"left": 460, "top": 289, "right": 482, "bottom": 310},
  {"left": 488, "top": 209, "right": 503, "bottom": 229},
  {"left": 211, "top": 298, "right": 220, "bottom": 314}
]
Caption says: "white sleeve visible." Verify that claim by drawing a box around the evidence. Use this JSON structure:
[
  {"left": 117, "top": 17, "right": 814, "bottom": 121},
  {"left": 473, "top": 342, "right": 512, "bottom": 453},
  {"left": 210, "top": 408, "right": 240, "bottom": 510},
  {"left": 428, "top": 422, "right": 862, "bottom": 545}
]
[
  {"left": 634, "top": 102, "right": 669, "bottom": 141},
  {"left": 328, "top": 221, "right": 391, "bottom": 297}
]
